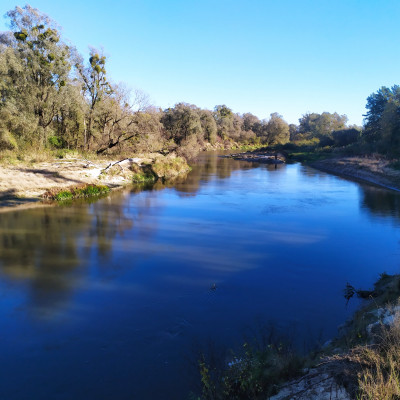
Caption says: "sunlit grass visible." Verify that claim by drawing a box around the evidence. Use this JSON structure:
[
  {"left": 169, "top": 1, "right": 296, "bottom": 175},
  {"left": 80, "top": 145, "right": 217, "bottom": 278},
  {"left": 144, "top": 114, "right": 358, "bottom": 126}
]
[{"left": 42, "top": 184, "right": 110, "bottom": 201}]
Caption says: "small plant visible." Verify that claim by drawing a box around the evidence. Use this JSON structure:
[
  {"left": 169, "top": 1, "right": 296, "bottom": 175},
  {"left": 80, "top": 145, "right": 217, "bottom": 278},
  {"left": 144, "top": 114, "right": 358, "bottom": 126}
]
[
  {"left": 48, "top": 135, "right": 63, "bottom": 149},
  {"left": 42, "top": 184, "right": 110, "bottom": 201},
  {"left": 54, "top": 190, "right": 74, "bottom": 201},
  {"left": 132, "top": 172, "right": 157, "bottom": 183},
  {"left": 198, "top": 336, "right": 304, "bottom": 399}
]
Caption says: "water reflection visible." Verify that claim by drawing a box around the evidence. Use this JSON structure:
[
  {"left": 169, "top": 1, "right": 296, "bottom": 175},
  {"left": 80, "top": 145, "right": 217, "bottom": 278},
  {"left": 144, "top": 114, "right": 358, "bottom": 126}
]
[
  {"left": 0, "top": 191, "right": 158, "bottom": 317},
  {"left": 0, "top": 154, "right": 291, "bottom": 324},
  {"left": 1, "top": 153, "right": 400, "bottom": 399},
  {"left": 360, "top": 185, "right": 400, "bottom": 223}
]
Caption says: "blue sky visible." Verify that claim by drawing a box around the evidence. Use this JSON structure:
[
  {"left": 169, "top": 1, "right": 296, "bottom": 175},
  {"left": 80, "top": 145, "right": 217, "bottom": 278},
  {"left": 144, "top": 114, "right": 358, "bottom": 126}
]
[{"left": 1, "top": 0, "right": 399, "bottom": 126}]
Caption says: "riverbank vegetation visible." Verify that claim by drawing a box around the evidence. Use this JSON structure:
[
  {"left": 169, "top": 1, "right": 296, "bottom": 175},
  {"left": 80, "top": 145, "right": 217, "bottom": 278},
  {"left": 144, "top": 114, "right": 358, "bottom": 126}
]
[
  {"left": 196, "top": 274, "right": 400, "bottom": 399},
  {"left": 0, "top": 5, "right": 291, "bottom": 165},
  {"left": 1, "top": 5, "right": 399, "bottom": 184},
  {"left": 43, "top": 183, "right": 110, "bottom": 201},
  {"left": 3, "top": 6, "right": 400, "bottom": 397}
]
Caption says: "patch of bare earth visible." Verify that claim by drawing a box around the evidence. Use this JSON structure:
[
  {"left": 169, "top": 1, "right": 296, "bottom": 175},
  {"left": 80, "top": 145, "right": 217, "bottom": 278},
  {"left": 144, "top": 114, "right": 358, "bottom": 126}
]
[
  {"left": 312, "top": 156, "right": 400, "bottom": 191},
  {"left": 0, "top": 158, "right": 143, "bottom": 210}
]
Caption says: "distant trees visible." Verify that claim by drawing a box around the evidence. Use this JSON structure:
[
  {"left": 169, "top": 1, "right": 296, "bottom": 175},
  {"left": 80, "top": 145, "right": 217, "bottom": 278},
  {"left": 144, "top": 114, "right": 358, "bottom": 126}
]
[
  {"left": 331, "top": 128, "right": 360, "bottom": 147},
  {"left": 1, "top": 5, "right": 382, "bottom": 159},
  {"left": 297, "top": 112, "right": 348, "bottom": 145},
  {"left": 363, "top": 85, "right": 400, "bottom": 152},
  {"left": 263, "top": 113, "right": 290, "bottom": 145}
]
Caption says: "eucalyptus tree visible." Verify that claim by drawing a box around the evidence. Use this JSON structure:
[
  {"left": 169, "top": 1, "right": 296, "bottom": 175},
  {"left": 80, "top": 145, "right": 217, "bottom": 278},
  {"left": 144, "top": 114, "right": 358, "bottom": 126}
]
[{"left": 1, "top": 5, "right": 72, "bottom": 146}]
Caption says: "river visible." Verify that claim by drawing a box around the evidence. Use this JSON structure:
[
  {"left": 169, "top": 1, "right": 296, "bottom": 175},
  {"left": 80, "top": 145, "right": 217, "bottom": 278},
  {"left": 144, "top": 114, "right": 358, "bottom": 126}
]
[{"left": 0, "top": 152, "right": 400, "bottom": 399}]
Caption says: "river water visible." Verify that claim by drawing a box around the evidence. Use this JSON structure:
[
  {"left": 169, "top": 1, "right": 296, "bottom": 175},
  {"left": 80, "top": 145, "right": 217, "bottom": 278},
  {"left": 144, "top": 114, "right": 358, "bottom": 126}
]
[{"left": 1, "top": 152, "right": 400, "bottom": 399}]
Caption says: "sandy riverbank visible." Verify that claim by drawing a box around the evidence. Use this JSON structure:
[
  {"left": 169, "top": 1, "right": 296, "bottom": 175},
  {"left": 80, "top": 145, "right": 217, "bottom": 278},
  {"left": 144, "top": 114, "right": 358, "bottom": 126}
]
[
  {"left": 0, "top": 157, "right": 147, "bottom": 210},
  {"left": 311, "top": 156, "right": 400, "bottom": 192}
]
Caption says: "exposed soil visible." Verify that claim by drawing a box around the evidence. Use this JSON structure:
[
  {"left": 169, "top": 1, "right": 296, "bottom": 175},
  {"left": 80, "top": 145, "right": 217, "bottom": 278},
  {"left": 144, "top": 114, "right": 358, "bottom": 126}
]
[
  {"left": 0, "top": 158, "right": 141, "bottom": 210},
  {"left": 311, "top": 156, "right": 400, "bottom": 192}
]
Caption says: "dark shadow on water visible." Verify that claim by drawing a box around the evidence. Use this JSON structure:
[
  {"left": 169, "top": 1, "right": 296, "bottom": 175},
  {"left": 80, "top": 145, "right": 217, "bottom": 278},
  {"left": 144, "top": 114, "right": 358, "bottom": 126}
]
[{"left": 359, "top": 184, "right": 400, "bottom": 223}]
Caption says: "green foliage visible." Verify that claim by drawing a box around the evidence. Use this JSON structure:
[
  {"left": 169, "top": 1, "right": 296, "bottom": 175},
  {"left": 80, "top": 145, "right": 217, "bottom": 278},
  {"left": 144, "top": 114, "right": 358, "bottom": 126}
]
[
  {"left": 48, "top": 135, "right": 63, "bottom": 148},
  {"left": 0, "top": 5, "right": 376, "bottom": 160},
  {"left": 54, "top": 190, "right": 74, "bottom": 201},
  {"left": 1, "top": 5, "right": 73, "bottom": 146},
  {"left": 132, "top": 171, "right": 157, "bottom": 183},
  {"left": 152, "top": 156, "right": 190, "bottom": 179},
  {"left": 0, "top": 130, "right": 18, "bottom": 151},
  {"left": 332, "top": 128, "right": 361, "bottom": 147},
  {"left": 198, "top": 340, "right": 304, "bottom": 399},
  {"left": 162, "top": 103, "right": 203, "bottom": 145},
  {"left": 363, "top": 85, "right": 400, "bottom": 154},
  {"left": 296, "top": 112, "right": 348, "bottom": 144},
  {"left": 263, "top": 112, "right": 290, "bottom": 145},
  {"left": 43, "top": 184, "right": 110, "bottom": 201}
]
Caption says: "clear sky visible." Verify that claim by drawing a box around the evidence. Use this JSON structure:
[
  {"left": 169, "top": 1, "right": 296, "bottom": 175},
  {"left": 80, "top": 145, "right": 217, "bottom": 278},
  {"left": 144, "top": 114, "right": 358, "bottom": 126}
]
[{"left": 1, "top": 0, "right": 399, "bottom": 126}]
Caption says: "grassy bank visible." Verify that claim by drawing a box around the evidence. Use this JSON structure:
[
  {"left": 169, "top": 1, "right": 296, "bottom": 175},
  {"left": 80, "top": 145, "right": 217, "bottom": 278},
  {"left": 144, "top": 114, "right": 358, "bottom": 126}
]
[
  {"left": 195, "top": 273, "right": 400, "bottom": 399},
  {"left": 42, "top": 183, "right": 110, "bottom": 201}
]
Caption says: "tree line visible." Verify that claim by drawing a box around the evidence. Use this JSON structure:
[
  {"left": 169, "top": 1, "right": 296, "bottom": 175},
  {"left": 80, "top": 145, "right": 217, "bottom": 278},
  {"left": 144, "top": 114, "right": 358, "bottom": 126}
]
[{"left": 0, "top": 5, "right": 393, "bottom": 160}]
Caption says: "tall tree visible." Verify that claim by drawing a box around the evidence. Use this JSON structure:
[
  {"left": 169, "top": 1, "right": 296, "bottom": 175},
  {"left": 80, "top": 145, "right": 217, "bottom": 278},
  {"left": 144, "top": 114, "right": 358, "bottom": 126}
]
[
  {"left": 364, "top": 85, "right": 400, "bottom": 143},
  {"left": 75, "top": 49, "right": 113, "bottom": 149},
  {"left": 1, "top": 5, "right": 72, "bottom": 145},
  {"left": 298, "top": 112, "right": 347, "bottom": 143},
  {"left": 263, "top": 113, "right": 290, "bottom": 145},
  {"left": 161, "top": 103, "right": 202, "bottom": 144}
]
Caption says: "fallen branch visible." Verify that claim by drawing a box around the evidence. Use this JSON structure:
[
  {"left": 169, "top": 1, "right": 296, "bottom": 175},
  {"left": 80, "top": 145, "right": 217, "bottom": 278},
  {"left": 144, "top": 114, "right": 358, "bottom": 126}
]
[{"left": 102, "top": 158, "right": 141, "bottom": 173}]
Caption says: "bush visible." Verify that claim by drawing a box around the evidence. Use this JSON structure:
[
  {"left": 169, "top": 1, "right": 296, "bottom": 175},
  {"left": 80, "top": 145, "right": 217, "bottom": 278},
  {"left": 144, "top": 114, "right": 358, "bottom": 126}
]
[
  {"left": 198, "top": 336, "right": 304, "bottom": 399},
  {"left": 42, "top": 184, "right": 110, "bottom": 201},
  {"left": 152, "top": 156, "right": 190, "bottom": 180},
  {"left": 48, "top": 135, "right": 64, "bottom": 149},
  {"left": 332, "top": 128, "right": 361, "bottom": 147},
  {"left": 0, "top": 130, "right": 18, "bottom": 151}
]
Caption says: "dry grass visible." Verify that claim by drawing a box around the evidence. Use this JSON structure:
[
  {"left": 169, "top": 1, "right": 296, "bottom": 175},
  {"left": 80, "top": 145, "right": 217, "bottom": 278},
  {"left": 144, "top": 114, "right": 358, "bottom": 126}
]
[{"left": 337, "top": 306, "right": 400, "bottom": 400}]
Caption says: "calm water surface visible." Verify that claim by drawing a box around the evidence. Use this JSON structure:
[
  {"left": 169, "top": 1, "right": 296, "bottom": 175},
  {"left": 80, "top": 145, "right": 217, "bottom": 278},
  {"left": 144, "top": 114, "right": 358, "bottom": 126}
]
[{"left": 1, "top": 152, "right": 400, "bottom": 399}]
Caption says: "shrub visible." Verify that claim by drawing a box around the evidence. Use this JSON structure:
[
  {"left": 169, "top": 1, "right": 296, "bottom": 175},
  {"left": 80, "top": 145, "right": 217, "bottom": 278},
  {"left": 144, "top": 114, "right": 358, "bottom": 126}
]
[
  {"left": 132, "top": 171, "right": 157, "bottom": 183},
  {"left": 198, "top": 337, "right": 304, "bottom": 399},
  {"left": 42, "top": 184, "right": 110, "bottom": 201},
  {"left": 152, "top": 156, "right": 190, "bottom": 180},
  {"left": 48, "top": 135, "right": 63, "bottom": 149},
  {"left": 0, "top": 130, "right": 18, "bottom": 151}
]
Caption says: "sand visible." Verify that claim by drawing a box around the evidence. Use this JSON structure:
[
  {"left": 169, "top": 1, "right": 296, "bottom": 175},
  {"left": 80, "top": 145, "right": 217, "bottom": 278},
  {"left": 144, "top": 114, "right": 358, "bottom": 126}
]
[{"left": 0, "top": 158, "right": 139, "bottom": 210}]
